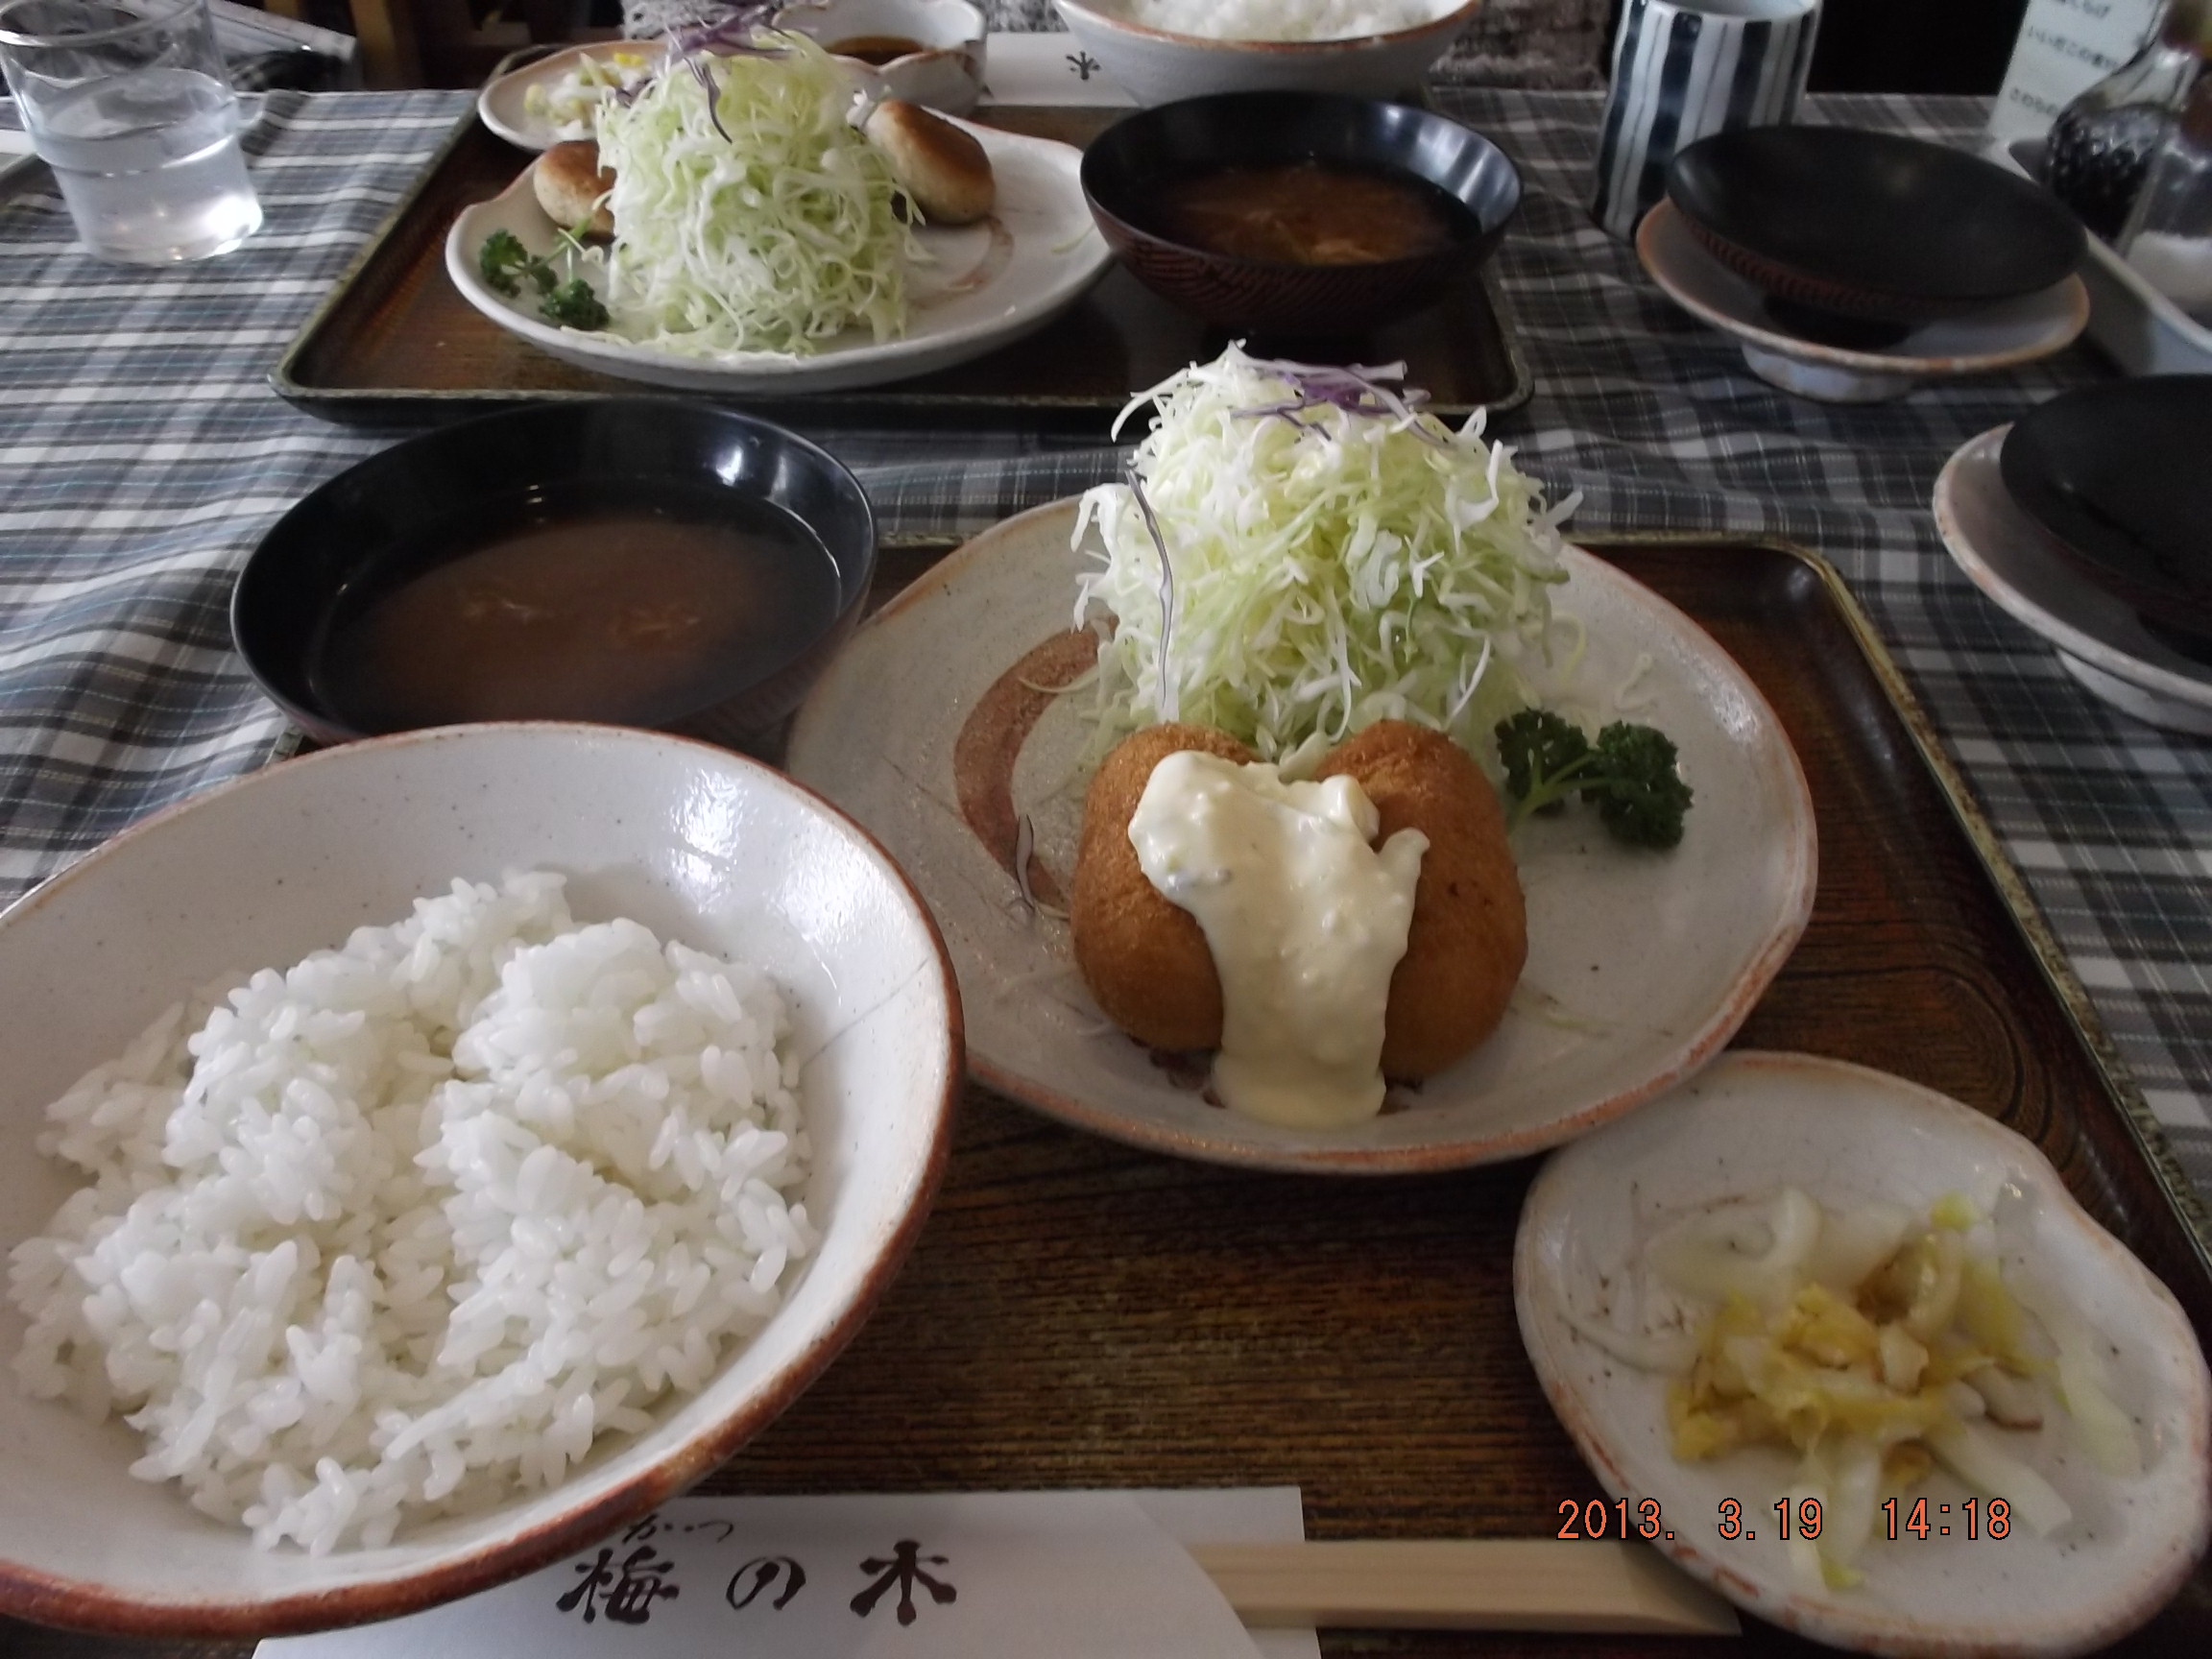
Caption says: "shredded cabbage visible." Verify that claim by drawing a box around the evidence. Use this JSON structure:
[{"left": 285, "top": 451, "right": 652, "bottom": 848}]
[
  {"left": 1071, "top": 346, "right": 1574, "bottom": 772},
  {"left": 593, "top": 35, "right": 912, "bottom": 357}
]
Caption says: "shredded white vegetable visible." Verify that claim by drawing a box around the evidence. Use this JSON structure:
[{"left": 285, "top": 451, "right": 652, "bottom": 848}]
[
  {"left": 1926, "top": 1420, "right": 2075, "bottom": 1537},
  {"left": 593, "top": 35, "right": 913, "bottom": 357},
  {"left": 1567, "top": 1188, "right": 2149, "bottom": 1591},
  {"left": 1648, "top": 1188, "right": 1822, "bottom": 1310},
  {"left": 1071, "top": 346, "right": 1574, "bottom": 770},
  {"left": 2007, "top": 1269, "right": 2144, "bottom": 1477}
]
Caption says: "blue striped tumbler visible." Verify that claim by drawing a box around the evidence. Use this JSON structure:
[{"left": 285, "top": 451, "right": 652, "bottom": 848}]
[{"left": 1589, "top": 0, "right": 1821, "bottom": 240}]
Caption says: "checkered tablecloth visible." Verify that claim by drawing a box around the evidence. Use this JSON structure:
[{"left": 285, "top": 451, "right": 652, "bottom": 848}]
[{"left": 1, "top": 84, "right": 2207, "bottom": 1227}]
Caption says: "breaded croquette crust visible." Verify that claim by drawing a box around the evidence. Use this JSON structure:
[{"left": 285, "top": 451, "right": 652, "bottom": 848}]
[
  {"left": 1313, "top": 720, "right": 1527, "bottom": 1079},
  {"left": 533, "top": 140, "right": 615, "bottom": 239},
  {"left": 1070, "top": 723, "right": 1255, "bottom": 1052}
]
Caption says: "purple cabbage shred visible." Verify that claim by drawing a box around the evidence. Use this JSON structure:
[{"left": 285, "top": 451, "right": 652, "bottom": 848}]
[{"left": 1232, "top": 356, "right": 1450, "bottom": 446}]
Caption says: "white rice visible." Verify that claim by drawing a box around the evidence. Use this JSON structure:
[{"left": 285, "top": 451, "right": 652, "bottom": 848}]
[
  {"left": 7, "top": 871, "right": 815, "bottom": 1555},
  {"left": 1125, "top": 0, "right": 1449, "bottom": 43}
]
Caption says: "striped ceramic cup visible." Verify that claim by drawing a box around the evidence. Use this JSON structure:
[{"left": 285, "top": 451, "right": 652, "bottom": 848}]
[{"left": 1590, "top": 0, "right": 1821, "bottom": 240}]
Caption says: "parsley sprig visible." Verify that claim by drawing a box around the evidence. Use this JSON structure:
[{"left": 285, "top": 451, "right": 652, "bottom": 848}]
[
  {"left": 478, "top": 228, "right": 610, "bottom": 331},
  {"left": 1494, "top": 709, "right": 1694, "bottom": 849}
]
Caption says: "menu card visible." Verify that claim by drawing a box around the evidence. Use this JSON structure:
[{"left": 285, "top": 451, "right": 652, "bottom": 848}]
[
  {"left": 1991, "top": 0, "right": 2166, "bottom": 141},
  {"left": 257, "top": 1489, "right": 1320, "bottom": 1659}
]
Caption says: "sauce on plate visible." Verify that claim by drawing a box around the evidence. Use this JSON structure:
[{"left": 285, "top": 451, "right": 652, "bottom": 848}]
[
  {"left": 830, "top": 34, "right": 928, "bottom": 64},
  {"left": 1128, "top": 751, "right": 1428, "bottom": 1129},
  {"left": 1151, "top": 160, "right": 1468, "bottom": 266},
  {"left": 311, "top": 483, "right": 838, "bottom": 733}
]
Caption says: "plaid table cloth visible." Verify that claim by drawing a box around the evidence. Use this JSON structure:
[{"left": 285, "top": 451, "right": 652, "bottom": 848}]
[{"left": 0, "top": 84, "right": 2207, "bottom": 1231}]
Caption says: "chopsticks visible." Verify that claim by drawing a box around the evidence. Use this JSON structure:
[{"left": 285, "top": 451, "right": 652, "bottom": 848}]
[{"left": 1189, "top": 1539, "right": 1741, "bottom": 1635}]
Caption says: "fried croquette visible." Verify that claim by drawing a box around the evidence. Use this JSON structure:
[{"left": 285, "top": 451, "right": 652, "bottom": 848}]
[
  {"left": 1314, "top": 720, "right": 1527, "bottom": 1079},
  {"left": 1070, "top": 722, "right": 1253, "bottom": 1052},
  {"left": 534, "top": 140, "right": 615, "bottom": 239},
  {"left": 862, "top": 99, "right": 996, "bottom": 226}
]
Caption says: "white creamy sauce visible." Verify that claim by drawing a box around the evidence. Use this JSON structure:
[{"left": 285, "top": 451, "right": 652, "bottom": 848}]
[{"left": 1128, "top": 750, "right": 1427, "bottom": 1129}]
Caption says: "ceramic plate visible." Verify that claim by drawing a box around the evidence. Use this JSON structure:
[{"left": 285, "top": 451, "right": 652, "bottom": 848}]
[
  {"left": 1638, "top": 199, "right": 2088, "bottom": 403},
  {"left": 445, "top": 122, "right": 1111, "bottom": 395},
  {"left": 786, "top": 499, "right": 1816, "bottom": 1175},
  {"left": 1515, "top": 1050, "right": 2212, "bottom": 1656},
  {"left": 1934, "top": 425, "right": 2212, "bottom": 735},
  {"left": 478, "top": 41, "right": 659, "bottom": 152}
]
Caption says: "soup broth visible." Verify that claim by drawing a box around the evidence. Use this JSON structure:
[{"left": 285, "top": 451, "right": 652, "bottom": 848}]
[
  {"left": 312, "top": 483, "right": 839, "bottom": 733},
  {"left": 1152, "top": 159, "right": 1469, "bottom": 266}
]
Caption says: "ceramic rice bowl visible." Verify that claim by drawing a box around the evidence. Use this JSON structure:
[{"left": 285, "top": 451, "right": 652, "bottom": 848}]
[{"left": 0, "top": 724, "right": 961, "bottom": 1636}]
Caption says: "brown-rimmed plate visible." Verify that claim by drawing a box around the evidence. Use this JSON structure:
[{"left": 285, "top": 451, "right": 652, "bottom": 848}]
[
  {"left": 784, "top": 499, "right": 1816, "bottom": 1175},
  {"left": 1516, "top": 1050, "right": 2212, "bottom": 1656}
]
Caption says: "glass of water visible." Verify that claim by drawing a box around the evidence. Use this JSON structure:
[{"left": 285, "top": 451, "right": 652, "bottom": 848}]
[{"left": 0, "top": 0, "right": 261, "bottom": 263}]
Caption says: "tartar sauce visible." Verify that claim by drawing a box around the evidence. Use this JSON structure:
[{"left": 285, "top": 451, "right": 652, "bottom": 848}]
[{"left": 1128, "top": 751, "right": 1428, "bottom": 1129}]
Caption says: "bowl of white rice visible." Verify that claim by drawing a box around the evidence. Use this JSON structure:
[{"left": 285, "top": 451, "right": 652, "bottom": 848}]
[
  {"left": 1053, "top": 0, "right": 1482, "bottom": 106},
  {"left": 0, "top": 723, "right": 961, "bottom": 1635}
]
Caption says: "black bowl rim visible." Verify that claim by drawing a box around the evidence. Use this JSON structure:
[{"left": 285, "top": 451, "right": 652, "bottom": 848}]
[
  {"left": 229, "top": 397, "right": 878, "bottom": 743},
  {"left": 1998, "top": 374, "right": 2212, "bottom": 615},
  {"left": 1078, "top": 90, "right": 1523, "bottom": 279},
  {"left": 1666, "top": 126, "right": 2082, "bottom": 306}
]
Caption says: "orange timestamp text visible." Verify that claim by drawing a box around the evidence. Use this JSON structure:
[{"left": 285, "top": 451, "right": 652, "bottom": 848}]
[{"left": 1559, "top": 1496, "right": 2014, "bottom": 1544}]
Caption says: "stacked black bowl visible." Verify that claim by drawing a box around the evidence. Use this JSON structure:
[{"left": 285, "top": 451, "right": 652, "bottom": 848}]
[
  {"left": 1663, "top": 128, "right": 2085, "bottom": 349},
  {"left": 1999, "top": 375, "right": 2212, "bottom": 661}
]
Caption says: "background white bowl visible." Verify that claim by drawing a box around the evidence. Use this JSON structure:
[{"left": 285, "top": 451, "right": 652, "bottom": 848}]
[
  {"left": 0, "top": 723, "right": 962, "bottom": 1636},
  {"left": 1052, "top": 0, "right": 1482, "bottom": 106},
  {"left": 775, "top": 0, "right": 988, "bottom": 114}
]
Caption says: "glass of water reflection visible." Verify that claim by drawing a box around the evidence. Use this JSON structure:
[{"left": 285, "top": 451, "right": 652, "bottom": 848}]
[{"left": 0, "top": 0, "right": 261, "bottom": 263}]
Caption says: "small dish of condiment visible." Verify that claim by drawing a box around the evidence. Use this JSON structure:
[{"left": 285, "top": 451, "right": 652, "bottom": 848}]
[
  {"left": 772, "top": 0, "right": 987, "bottom": 115},
  {"left": 1515, "top": 1050, "right": 2211, "bottom": 1655},
  {"left": 232, "top": 400, "right": 877, "bottom": 746},
  {"left": 1081, "top": 91, "right": 1520, "bottom": 335}
]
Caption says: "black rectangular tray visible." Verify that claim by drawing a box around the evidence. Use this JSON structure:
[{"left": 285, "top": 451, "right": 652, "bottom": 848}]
[{"left": 268, "top": 108, "right": 1534, "bottom": 428}]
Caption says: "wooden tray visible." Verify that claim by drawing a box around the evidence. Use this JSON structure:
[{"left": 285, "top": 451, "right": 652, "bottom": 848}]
[
  {"left": 268, "top": 108, "right": 1533, "bottom": 428},
  {"left": 10, "top": 538, "right": 2206, "bottom": 1659}
]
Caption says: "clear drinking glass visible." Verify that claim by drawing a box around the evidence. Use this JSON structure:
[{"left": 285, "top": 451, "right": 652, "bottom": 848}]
[{"left": 0, "top": 0, "right": 261, "bottom": 264}]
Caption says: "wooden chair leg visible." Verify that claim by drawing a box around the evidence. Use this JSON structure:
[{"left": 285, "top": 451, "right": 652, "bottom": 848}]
[{"left": 350, "top": 0, "right": 425, "bottom": 88}]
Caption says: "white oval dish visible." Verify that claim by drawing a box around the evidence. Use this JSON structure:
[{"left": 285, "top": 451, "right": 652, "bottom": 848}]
[
  {"left": 1638, "top": 199, "right": 2089, "bottom": 403},
  {"left": 0, "top": 724, "right": 961, "bottom": 1635},
  {"left": 478, "top": 40, "right": 662, "bottom": 152},
  {"left": 1514, "top": 1050, "right": 2212, "bottom": 1657},
  {"left": 1052, "top": 0, "right": 1481, "bottom": 106},
  {"left": 786, "top": 498, "right": 1816, "bottom": 1175},
  {"left": 775, "top": 0, "right": 988, "bottom": 115},
  {"left": 1933, "top": 424, "right": 2212, "bottom": 736},
  {"left": 444, "top": 121, "right": 1110, "bottom": 396}
]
